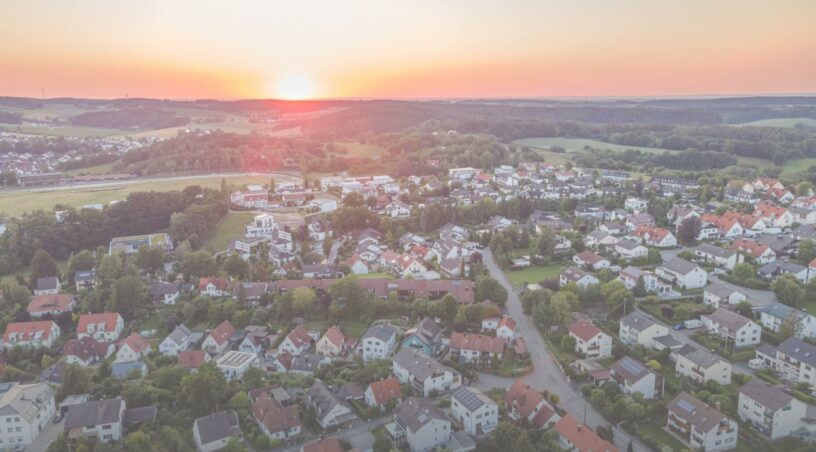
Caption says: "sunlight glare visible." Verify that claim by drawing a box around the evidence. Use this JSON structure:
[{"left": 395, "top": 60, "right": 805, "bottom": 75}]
[{"left": 274, "top": 75, "right": 317, "bottom": 100}]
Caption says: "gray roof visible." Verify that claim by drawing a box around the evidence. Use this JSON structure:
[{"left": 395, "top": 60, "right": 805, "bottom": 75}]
[
  {"left": 393, "top": 348, "right": 459, "bottom": 382},
  {"left": 405, "top": 317, "right": 442, "bottom": 347},
  {"left": 777, "top": 337, "right": 816, "bottom": 368},
  {"left": 702, "top": 308, "right": 753, "bottom": 332},
  {"left": 757, "top": 302, "right": 808, "bottom": 321},
  {"left": 394, "top": 397, "right": 447, "bottom": 433},
  {"left": 611, "top": 356, "right": 653, "bottom": 383},
  {"left": 307, "top": 381, "right": 353, "bottom": 419},
  {"left": 193, "top": 411, "right": 241, "bottom": 445},
  {"left": 705, "top": 282, "right": 743, "bottom": 299},
  {"left": 451, "top": 386, "right": 494, "bottom": 412},
  {"left": 123, "top": 405, "right": 157, "bottom": 424},
  {"left": 675, "top": 345, "right": 721, "bottom": 369},
  {"left": 0, "top": 383, "right": 54, "bottom": 422},
  {"left": 758, "top": 260, "right": 806, "bottom": 275},
  {"left": 361, "top": 323, "right": 397, "bottom": 342},
  {"left": 65, "top": 398, "right": 124, "bottom": 429},
  {"left": 290, "top": 354, "right": 326, "bottom": 373},
  {"left": 667, "top": 392, "right": 728, "bottom": 432},
  {"left": 36, "top": 277, "right": 59, "bottom": 291},
  {"left": 166, "top": 324, "right": 193, "bottom": 346},
  {"left": 794, "top": 224, "right": 816, "bottom": 241},
  {"left": 739, "top": 379, "right": 793, "bottom": 411},
  {"left": 654, "top": 335, "right": 682, "bottom": 349},
  {"left": 757, "top": 234, "right": 795, "bottom": 253},
  {"left": 659, "top": 257, "right": 700, "bottom": 275},
  {"left": 620, "top": 311, "right": 659, "bottom": 333},
  {"left": 111, "top": 361, "right": 147, "bottom": 378},
  {"left": 694, "top": 243, "right": 736, "bottom": 259},
  {"left": 74, "top": 270, "right": 95, "bottom": 282},
  {"left": 616, "top": 239, "right": 643, "bottom": 251},
  {"left": 149, "top": 282, "right": 180, "bottom": 296}
]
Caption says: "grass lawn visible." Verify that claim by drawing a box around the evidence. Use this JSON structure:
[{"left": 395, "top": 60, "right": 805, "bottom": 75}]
[
  {"left": 336, "top": 142, "right": 386, "bottom": 159},
  {"left": 800, "top": 298, "right": 816, "bottom": 316},
  {"left": 0, "top": 174, "right": 271, "bottom": 217},
  {"left": 355, "top": 272, "right": 393, "bottom": 279},
  {"left": 504, "top": 264, "right": 562, "bottom": 287},
  {"left": 737, "top": 118, "right": 816, "bottom": 128},
  {"left": 203, "top": 212, "right": 256, "bottom": 252},
  {"left": 65, "top": 161, "right": 119, "bottom": 176},
  {"left": 782, "top": 157, "right": 816, "bottom": 177},
  {"left": 635, "top": 422, "right": 687, "bottom": 452},
  {"left": 734, "top": 156, "right": 775, "bottom": 170},
  {"left": 513, "top": 137, "right": 677, "bottom": 155}
]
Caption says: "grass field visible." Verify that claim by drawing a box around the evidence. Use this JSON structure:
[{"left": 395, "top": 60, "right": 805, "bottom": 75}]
[
  {"left": 504, "top": 264, "right": 562, "bottom": 287},
  {"left": 355, "top": 272, "right": 393, "bottom": 279},
  {"left": 336, "top": 142, "right": 386, "bottom": 159},
  {"left": 514, "top": 137, "right": 675, "bottom": 154},
  {"left": 782, "top": 157, "right": 816, "bottom": 176},
  {"left": 737, "top": 118, "right": 816, "bottom": 128},
  {"left": 0, "top": 174, "right": 271, "bottom": 217},
  {"left": 203, "top": 212, "right": 256, "bottom": 252},
  {"left": 65, "top": 162, "right": 119, "bottom": 176},
  {"left": 735, "top": 156, "right": 775, "bottom": 169}
]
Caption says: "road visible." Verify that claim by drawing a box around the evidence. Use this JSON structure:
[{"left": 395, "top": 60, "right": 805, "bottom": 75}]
[
  {"left": 26, "top": 416, "right": 63, "bottom": 452},
  {"left": 274, "top": 416, "right": 389, "bottom": 452},
  {"left": 708, "top": 275, "right": 777, "bottom": 307},
  {"left": 327, "top": 240, "right": 341, "bottom": 264},
  {"left": 480, "top": 249, "right": 652, "bottom": 452}
]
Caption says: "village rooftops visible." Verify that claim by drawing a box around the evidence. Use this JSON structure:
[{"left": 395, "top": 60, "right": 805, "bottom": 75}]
[
  {"left": 667, "top": 392, "right": 729, "bottom": 432},
  {"left": 739, "top": 379, "right": 794, "bottom": 411},
  {"left": 620, "top": 311, "right": 659, "bottom": 333}
]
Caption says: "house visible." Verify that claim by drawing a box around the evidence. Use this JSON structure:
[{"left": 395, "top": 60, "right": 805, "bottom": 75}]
[
  {"left": 774, "top": 337, "right": 816, "bottom": 386},
  {"left": 738, "top": 379, "right": 807, "bottom": 439},
  {"left": 753, "top": 201, "right": 793, "bottom": 228},
  {"left": 34, "top": 276, "right": 60, "bottom": 295},
  {"left": 114, "top": 333, "right": 151, "bottom": 363},
  {"left": 559, "top": 267, "right": 599, "bottom": 289},
  {"left": 615, "top": 239, "right": 648, "bottom": 261},
  {"left": 674, "top": 345, "right": 732, "bottom": 384},
  {"left": 199, "top": 277, "right": 229, "bottom": 297},
  {"left": 289, "top": 353, "right": 328, "bottom": 375},
  {"left": 64, "top": 337, "right": 114, "bottom": 366},
  {"left": 388, "top": 397, "right": 451, "bottom": 452},
  {"left": 279, "top": 325, "right": 313, "bottom": 356},
  {"left": 730, "top": 238, "right": 776, "bottom": 264},
  {"left": 624, "top": 197, "right": 648, "bottom": 213},
  {"left": 451, "top": 386, "right": 498, "bottom": 436},
  {"left": 111, "top": 361, "right": 148, "bottom": 379},
  {"left": 3, "top": 321, "right": 60, "bottom": 349},
  {"left": 496, "top": 316, "right": 517, "bottom": 342},
  {"left": 203, "top": 320, "right": 236, "bottom": 355},
  {"left": 0, "top": 383, "right": 56, "bottom": 449},
  {"left": 701, "top": 308, "right": 761, "bottom": 348},
  {"left": 618, "top": 266, "right": 669, "bottom": 294},
  {"left": 316, "top": 326, "right": 346, "bottom": 358},
  {"left": 392, "top": 348, "right": 461, "bottom": 397},
  {"left": 26, "top": 293, "right": 76, "bottom": 318},
  {"left": 757, "top": 235, "right": 796, "bottom": 257},
  {"left": 232, "top": 282, "right": 270, "bottom": 306},
  {"left": 401, "top": 317, "right": 443, "bottom": 356},
  {"left": 703, "top": 283, "right": 747, "bottom": 308},
  {"left": 301, "top": 437, "right": 343, "bottom": 452},
  {"left": 449, "top": 332, "right": 505, "bottom": 365},
  {"left": 179, "top": 350, "right": 211, "bottom": 371},
  {"left": 347, "top": 255, "right": 370, "bottom": 275},
  {"left": 359, "top": 324, "right": 398, "bottom": 361},
  {"left": 554, "top": 415, "right": 618, "bottom": 452},
  {"left": 503, "top": 379, "right": 559, "bottom": 428},
  {"left": 251, "top": 392, "right": 301, "bottom": 442},
  {"left": 693, "top": 244, "right": 742, "bottom": 270},
  {"left": 230, "top": 186, "right": 268, "bottom": 208},
  {"left": 305, "top": 381, "right": 356, "bottom": 430},
  {"left": 149, "top": 282, "right": 182, "bottom": 305},
  {"left": 757, "top": 260, "right": 809, "bottom": 283},
  {"left": 567, "top": 321, "right": 612, "bottom": 358},
  {"left": 667, "top": 392, "right": 738, "bottom": 452},
  {"left": 193, "top": 411, "right": 242, "bottom": 452},
  {"left": 625, "top": 213, "right": 655, "bottom": 231},
  {"left": 302, "top": 264, "right": 343, "bottom": 279},
  {"left": 75, "top": 269, "right": 96, "bottom": 291},
  {"left": 756, "top": 302, "right": 816, "bottom": 338},
  {"left": 656, "top": 257, "right": 707, "bottom": 289},
  {"left": 632, "top": 225, "right": 677, "bottom": 248},
  {"left": 365, "top": 376, "right": 402, "bottom": 408},
  {"left": 611, "top": 356, "right": 663, "bottom": 399},
  {"left": 216, "top": 351, "right": 259, "bottom": 381},
  {"left": 109, "top": 233, "right": 173, "bottom": 256},
  {"left": 77, "top": 313, "right": 124, "bottom": 342},
  {"left": 572, "top": 251, "right": 610, "bottom": 271},
  {"left": 64, "top": 398, "right": 126, "bottom": 442},
  {"left": 619, "top": 311, "right": 669, "bottom": 348},
  {"left": 159, "top": 324, "right": 195, "bottom": 356},
  {"left": 239, "top": 327, "right": 269, "bottom": 355}
]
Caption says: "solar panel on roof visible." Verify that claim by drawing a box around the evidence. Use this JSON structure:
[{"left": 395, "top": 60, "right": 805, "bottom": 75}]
[
  {"left": 676, "top": 399, "right": 695, "bottom": 413},
  {"left": 619, "top": 358, "right": 645, "bottom": 374}
]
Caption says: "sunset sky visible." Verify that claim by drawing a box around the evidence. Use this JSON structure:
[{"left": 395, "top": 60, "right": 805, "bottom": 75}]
[{"left": 2, "top": 0, "right": 815, "bottom": 100}]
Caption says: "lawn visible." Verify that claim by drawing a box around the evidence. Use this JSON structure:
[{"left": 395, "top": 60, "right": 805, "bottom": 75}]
[
  {"left": 513, "top": 137, "right": 676, "bottom": 155},
  {"left": 304, "top": 319, "right": 371, "bottom": 338},
  {"left": 782, "top": 157, "right": 816, "bottom": 176},
  {"left": 0, "top": 174, "right": 272, "bottom": 217},
  {"left": 355, "top": 272, "right": 393, "bottom": 279},
  {"left": 336, "top": 142, "right": 386, "bottom": 159},
  {"left": 65, "top": 161, "right": 119, "bottom": 176},
  {"left": 504, "top": 264, "right": 562, "bottom": 287},
  {"left": 737, "top": 118, "right": 816, "bottom": 128},
  {"left": 203, "top": 212, "right": 256, "bottom": 252},
  {"left": 635, "top": 422, "right": 688, "bottom": 452}
]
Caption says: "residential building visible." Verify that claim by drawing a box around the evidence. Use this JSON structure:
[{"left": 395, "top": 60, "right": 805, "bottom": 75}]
[
  {"left": 703, "top": 283, "right": 747, "bottom": 308},
  {"left": 674, "top": 345, "right": 732, "bottom": 384},
  {"left": 75, "top": 269, "right": 97, "bottom": 291},
  {"left": 554, "top": 415, "right": 618, "bottom": 452},
  {"left": 114, "top": 333, "right": 151, "bottom": 363},
  {"left": 316, "top": 325, "right": 346, "bottom": 358},
  {"left": 77, "top": 313, "right": 124, "bottom": 342},
  {"left": 610, "top": 356, "right": 663, "bottom": 399},
  {"left": 365, "top": 377, "right": 402, "bottom": 409},
  {"left": 667, "top": 392, "right": 737, "bottom": 451},
  {"left": 149, "top": 282, "right": 182, "bottom": 305},
  {"left": 27, "top": 294, "right": 76, "bottom": 319},
  {"left": 34, "top": 277, "right": 60, "bottom": 295},
  {"left": 774, "top": 337, "right": 816, "bottom": 386},
  {"left": 179, "top": 350, "right": 211, "bottom": 371},
  {"left": 756, "top": 302, "right": 816, "bottom": 338},
  {"left": 701, "top": 308, "right": 761, "bottom": 348},
  {"left": 730, "top": 238, "right": 776, "bottom": 265},
  {"left": 251, "top": 392, "right": 301, "bottom": 442},
  {"left": 450, "top": 386, "right": 498, "bottom": 436},
  {"left": 305, "top": 381, "right": 356, "bottom": 430},
  {"left": 496, "top": 316, "right": 517, "bottom": 342},
  {"left": 615, "top": 239, "right": 648, "bottom": 261},
  {"left": 109, "top": 233, "right": 173, "bottom": 256},
  {"left": 301, "top": 437, "right": 342, "bottom": 452},
  {"left": 656, "top": 257, "right": 707, "bottom": 289},
  {"left": 279, "top": 325, "right": 313, "bottom": 356},
  {"left": 202, "top": 320, "right": 236, "bottom": 355},
  {"left": 359, "top": 324, "right": 398, "bottom": 361},
  {"left": 401, "top": 317, "right": 443, "bottom": 356},
  {"left": 619, "top": 311, "right": 669, "bottom": 349},
  {"left": 199, "top": 277, "right": 229, "bottom": 297},
  {"left": 64, "top": 398, "right": 126, "bottom": 442},
  {"left": 0, "top": 383, "right": 56, "bottom": 449},
  {"left": 193, "top": 411, "right": 242, "bottom": 452},
  {"left": 388, "top": 397, "right": 450, "bottom": 452},
  {"left": 503, "top": 379, "right": 560, "bottom": 428},
  {"left": 757, "top": 260, "right": 808, "bottom": 283},
  {"left": 738, "top": 379, "right": 807, "bottom": 439},
  {"left": 449, "top": 333, "right": 505, "bottom": 365},
  {"left": 568, "top": 321, "right": 612, "bottom": 358},
  {"left": 64, "top": 337, "right": 114, "bottom": 366},
  {"left": 618, "top": 266, "right": 669, "bottom": 294},
  {"left": 573, "top": 251, "right": 610, "bottom": 271},
  {"left": 159, "top": 324, "right": 195, "bottom": 356},
  {"left": 230, "top": 186, "right": 268, "bottom": 209},
  {"left": 693, "top": 244, "right": 742, "bottom": 270},
  {"left": 392, "top": 348, "right": 461, "bottom": 397},
  {"left": 216, "top": 351, "right": 259, "bottom": 381},
  {"left": 559, "top": 266, "right": 599, "bottom": 289},
  {"left": 2, "top": 321, "right": 60, "bottom": 349}
]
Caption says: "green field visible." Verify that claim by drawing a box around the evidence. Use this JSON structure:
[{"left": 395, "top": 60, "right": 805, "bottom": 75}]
[
  {"left": 65, "top": 161, "right": 119, "bottom": 176},
  {"left": 0, "top": 175, "right": 272, "bottom": 217},
  {"left": 782, "top": 157, "right": 816, "bottom": 176},
  {"left": 514, "top": 137, "right": 675, "bottom": 154},
  {"left": 336, "top": 142, "right": 386, "bottom": 159},
  {"left": 737, "top": 117, "right": 816, "bottom": 128},
  {"left": 504, "top": 264, "right": 562, "bottom": 287},
  {"left": 203, "top": 212, "right": 256, "bottom": 252}
]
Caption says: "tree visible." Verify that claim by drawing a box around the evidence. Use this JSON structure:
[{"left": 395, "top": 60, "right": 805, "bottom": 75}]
[
  {"left": 772, "top": 274, "right": 804, "bottom": 307},
  {"left": 475, "top": 275, "right": 508, "bottom": 306},
  {"left": 222, "top": 437, "right": 248, "bottom": 452},
  {"left": 222, "top": 253, "right": 248, "bottom": 279},
  {"left": 97, "top": 253, "right": 124, "bottom": 284},
  {"left": 135, "top": 245, "right": 165, "bottom": 275},
  {"left": 29, "top": 249, "right": 58, "bottom": 286},
  {"left": 799, "top": 240, "right": 816, "bottom": 265},
  {"left": 732, "top": 262, "right": 755, "bottom": 282},
  {"left": 182, "top": 251, "right": 216, "bottom": 281},
  {"left": 560, "top": 334, "right": 576, "bottom": 352},
  {"left": 125, "top": 431, "right": 152, "bottom": 451},
  {"left": 676, "top": 216, "right": 701, "bottom": 245},
  {"left": 779, "top": 312, "right": 803, "bottom": 341},
  {"left": 67, "top": 250, "right": 96, "bottom": 285},
  {"left": 181, "top": 362, "right": 227, "bottom": 415},
  {"left": 292, "top": 287, "right": 317, "bottom": 317},
  {"left": 735, "top": 301, "right": 754, "bottom": 318},
  {"left": 2, "top": 281, "right": 30, "bottom": 308},
  {"left": 108, "top": 275, "right": 147, "bottom": 316}
]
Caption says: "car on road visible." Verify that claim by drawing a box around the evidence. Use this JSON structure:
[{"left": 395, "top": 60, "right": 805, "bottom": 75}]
[
  {"left": 673, "top": 323, "right": 686, "bottom": 330},
  {"left": 748, "top": 358, "right": 767, "bottom": 370},
  {"left": 683, "top": 319, "right": 703, "bottom": 329}
]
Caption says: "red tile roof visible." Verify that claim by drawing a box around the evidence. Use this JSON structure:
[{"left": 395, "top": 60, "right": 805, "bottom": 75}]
[
  {"left": 119, "top": 333, "right": 150, "bottom": 354},
  {"left": 302, "top": 437, "right": 342, "bottom": 452},
  {"left": 367, "top": 377, "right": 402, "bottom": 406},
  {"left": 555, "top": 415, "right": 619, "bottom": 452},
  {"left": 251, "top": 392, "right": 300, "bottom": 435},
  {"left": 199, "top": 277, "right": 228, "bottom": 291},
  {"left": 77, "top": 313, "right": 122, "bottom": 333},
  {"left": 27, "top": 294, "right": 75, "bottom": 315},
  {"left": 498, "top": 316, "right": 517, "bottom": 331},
  {"left": 208, "top": 320, "right": 236, "bottom": 346},
  {"left": 286, "top": 325, "right": 311, "bottom": 349},
  {"left": 321, "top": 326, "right": 345, "bottom": 348},
  {"left": 63, "top": 337, "right": 111, "bottom": 362},
  {"left": 178, "top": 350, "right": 208, "bottom": 369},
  {"left": 504, "top": 379, "right": 544, "bottom": 420},
  {"left": 568, "top": 320, "right": 604, "bottom": 342},
  {"left": 3, "top": 321, "right": 56, "bottom": 343},
  {"left": 450, "top": 333, "right": 505, "bottom": 354}
]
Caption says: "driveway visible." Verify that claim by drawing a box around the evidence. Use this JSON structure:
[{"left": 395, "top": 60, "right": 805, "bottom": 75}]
[
  {"left": 480, "top": 249, "right": 652, "bottom": 452},
  {"left": 273, "top": 416, "right": 389, "bottom": 452},
  {"left": 26, "top": 416, "right": 63, "bottom": 452},
  {"left": 709, "top": 275, "right": 777, "bottom": 308}
]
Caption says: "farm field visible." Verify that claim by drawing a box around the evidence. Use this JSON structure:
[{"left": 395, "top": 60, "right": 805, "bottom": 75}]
[
  {"left": 513, "top": 137, "right": 674, "bottom": 154},
  {"left": 504, "top": 264, "right": 562, "bottom": 287},
  {"left": 782, "top": 157, "right": 816, "bottom": 176},
  {"left": 336, "top": 142, "right": 386, "bottom": 159},
  {"left": 0, "top": 174, "right": 272, "bottom": 217},
  {"left": 737, "top": 117, "right": 816, "bottom": 128},
  {"left": 65, "top": 162, "right": 119, "bottom": 176},
  {"left": 203, "top": 212, "right": 256, "bottom": 252}
]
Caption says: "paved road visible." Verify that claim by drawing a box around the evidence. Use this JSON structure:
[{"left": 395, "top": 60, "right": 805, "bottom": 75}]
[
  {"left": 274, "top": 416, "right": 389, "bottom": 452},
  {"left": 26, "top": 416, "right": 63, "bottom": 452},
  {"left": 327, "top": 240, "right": 341, "bottom": 264},
  {"left": 709, "top": 275, "right": 777, "bottom": 307},
  {"left": 480, "top": 249, "right": 652, "bottom": 452}
]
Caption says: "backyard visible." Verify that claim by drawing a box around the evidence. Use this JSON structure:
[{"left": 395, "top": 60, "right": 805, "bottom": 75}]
[{"left": 503, "top": 264, "right": 562, "bottom": 287}]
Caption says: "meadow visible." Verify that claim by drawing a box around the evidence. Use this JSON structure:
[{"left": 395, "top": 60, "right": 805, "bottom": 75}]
[{"left": 737, "top": 117, "right": 816, "bottom": 128}]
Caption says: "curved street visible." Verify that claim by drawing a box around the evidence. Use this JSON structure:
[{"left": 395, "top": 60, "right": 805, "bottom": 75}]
[{"left": 479, "top": 249, "right": 652, "bottom": 452}]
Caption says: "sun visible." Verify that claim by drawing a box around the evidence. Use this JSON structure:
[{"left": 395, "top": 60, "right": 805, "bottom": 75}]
[{"left": 274, "top": 74, "right": 317, "bottom": 100}]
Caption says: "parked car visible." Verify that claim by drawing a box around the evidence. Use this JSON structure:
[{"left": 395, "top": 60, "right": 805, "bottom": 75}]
[
  {"left": 748, "top": 358, "right": 767, "bottom": 370},
  {"left": 683, "top": 319, "right": 702, "bottom": 329},
  {"left": 673, "top": 323, "right": 686, "bottom": 330}
]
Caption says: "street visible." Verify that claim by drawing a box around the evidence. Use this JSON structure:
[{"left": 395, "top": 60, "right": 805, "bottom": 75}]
[
  {"left": 26, "top": 416, "right": 63, "bottom": 452},
  {"left": 274, "top": 416, "right": 390, "bottom": 452},
  {"left": 480, "top": 249, "right": 652, "bottom": 452}
]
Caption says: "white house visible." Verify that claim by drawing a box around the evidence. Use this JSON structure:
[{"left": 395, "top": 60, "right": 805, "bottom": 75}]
[
  {"left": 0, "top": 383, "right": 55, "bottom": 449},
  {"left": 279, "top": 325, "right": 313, "bottom": 356},
  {"left": 667, "top": 392, "right": 738, "bottom": 451},
  {"left": 216, "top": 351, "right": 259, "bottom": 381},
  {"left": 701, "top": 308, "right": 761, "bottom": 348},
  {"left": 450, "top": 386, "right": 498, "bottom": 435},
  {"left": 611, "top": 356, "right": 664, "bottom": 400},
  {"left": 693, "top": 244, "right": 742, "bottom": 270},
  {"left": 64, "top": 398, "right": 126, "bottom": 443},
  {"left": 114, "top": 334, "right": 151, "bottom": 363},
  {"left": 251, "top": 393, "right": 301, "bottom": 442},
  {"left": 202, "top": 320, "right": 236, "bottom": 355},
  {"left": 619, "top": 311, "right": 669, "bottom": 349},
  {"left": 656, "top": 257, "right": 707, "bottom": 289},
  {"left": 738, "top": 379, "right": 807, "bottom": 440},
  {"left": 391, "top": 398, "right": 451, "bottom": 452},
  {"left": 159, "top": 324, "right": 195, "bottom": 356},
  {"left": 365, "top": 377, "right": 402, "bottom": 409},
  {"left": 615, "top": 239, "right": 648, "bottom": 261},
  {"left": 359, "top": 324, "right": 397, "bottom": 362},
  {"left": 618, "top": 266, "right": 670, "bottom": 294},
  {"left": 773, "top": 337, "right": 816, "bottom": 386},
  {"left": 393, "top": 349, "right": 461, "bottom": 397},
  {"left": 496, "top": 317, "right": 517, "bottom": 342},
  {"left": 305, "top": 381, "right": 356, "bottom": 430},
  {"left": 756, "top": 302, "right": 816, "bottom": 338},
  {"left": 77, "top": 313, "right": 124, "bottom": 342},
  {"left": 703, "top": 283, "right": 747, "bottom": 308},
  {"left": 674, "top": 345, "right": 732, "bottom": 384},
  {"left": 193, "top": 411, "right": 242, "bottom": 452},
  {"left": 567, "top": 321, "right": 612, "bottom": 358},
  {"left": 559, "top": 266, "right": 599, "bottom": 289},
  {"left": 2, "top": 321, "right": 60, "bottom": 349},
  {"left": 572, "top": 251, "right": 610, "bottom": 271}
]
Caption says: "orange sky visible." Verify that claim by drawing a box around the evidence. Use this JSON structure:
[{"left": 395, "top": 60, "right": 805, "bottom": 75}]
[{"left": 2, "top": 0, "right": 815, "bottom": 99}]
